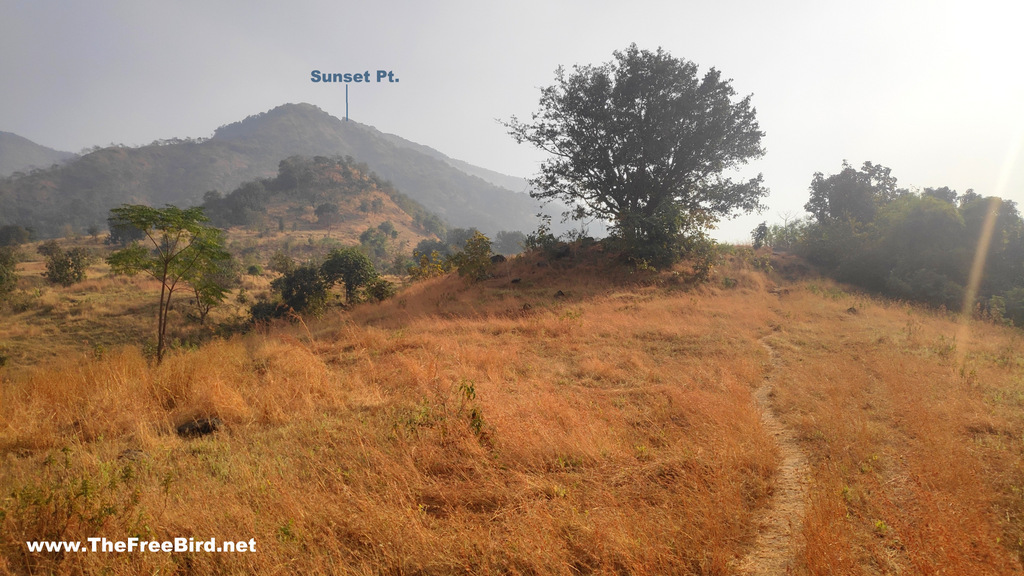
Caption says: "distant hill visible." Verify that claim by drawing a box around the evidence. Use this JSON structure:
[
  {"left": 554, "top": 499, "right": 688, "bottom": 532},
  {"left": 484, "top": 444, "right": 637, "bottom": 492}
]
[
  {"left": 0, "top": 103, "right": 553, "bottom": 238},
  {"left": 0, "top": 132, "right": 76, "bottom": 177}
]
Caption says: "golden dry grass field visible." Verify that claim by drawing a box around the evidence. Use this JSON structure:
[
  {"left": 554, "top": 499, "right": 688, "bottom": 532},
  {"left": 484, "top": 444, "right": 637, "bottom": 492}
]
[{"left": 2, "top": 244, "right": 1024, "bottom": 574}]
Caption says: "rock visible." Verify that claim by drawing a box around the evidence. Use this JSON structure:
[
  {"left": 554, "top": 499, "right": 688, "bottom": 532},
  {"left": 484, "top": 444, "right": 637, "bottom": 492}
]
[
  {"left": 846, "top": 307, "right": 858, "bottom": 315},
  {"left": 554, "top": 290, "right": 566, "bottom": 298},
  {"left": 118, "top": 448, "right": 149, "bottom": 462},
  {"left": 510, "top": 277, "right": 521, "bottom": 284},
  {"left": 490, "top": 254, "right": 507, "bottom": 264},
  {"left": 176, "top": 417, "right": 222, "bottom": 439}
]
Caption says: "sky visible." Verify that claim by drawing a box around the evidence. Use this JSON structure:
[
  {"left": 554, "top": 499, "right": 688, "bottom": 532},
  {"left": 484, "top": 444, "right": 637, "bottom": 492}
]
[{"left": 2, "top": 0, "right": 1022, "bottom": 241}]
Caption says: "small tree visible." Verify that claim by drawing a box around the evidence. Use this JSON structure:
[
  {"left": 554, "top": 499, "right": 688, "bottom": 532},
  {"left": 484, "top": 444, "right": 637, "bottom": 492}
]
[
  {"left": 315, "top": 202, "right": 341, "bottom": 231},
  {"left": 408, "top": 250, "right": 451, "bottom": 279},
  {"left": 450, "top": 231, "right": 493, "bottom": 281},
  {"left": 322, "top": 247, "right": 378, "bottom": 303},
  {"left": 272, "top": 264, "right": 329, "bottom": 317},
  {"left": 106, "top": 205, "right": 229, "bottom": 362},
  {"left": 751, "top": 222, "right": 769, "bottom": 250},
  {"left": 191, "top": 256, "right": 241, "bottom": 324}
]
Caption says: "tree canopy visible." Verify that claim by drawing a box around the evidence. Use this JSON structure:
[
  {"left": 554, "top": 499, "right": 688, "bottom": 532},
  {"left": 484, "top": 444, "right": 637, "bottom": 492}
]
[{"left": 507, "top": 44, "right": 768, "bottom": 264}]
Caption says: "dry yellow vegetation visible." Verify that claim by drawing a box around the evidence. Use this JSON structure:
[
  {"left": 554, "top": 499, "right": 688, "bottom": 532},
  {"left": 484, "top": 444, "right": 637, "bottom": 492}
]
[{"left": 1, "top": 247, "right": 1024, "bottom": 574}]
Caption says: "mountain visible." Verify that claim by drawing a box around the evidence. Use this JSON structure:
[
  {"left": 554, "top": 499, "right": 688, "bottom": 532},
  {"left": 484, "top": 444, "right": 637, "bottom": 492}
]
[
  {"left": 0, "top": 132, "right": 76, "bottom": 177},
  {"left": 0, "top": 104, "right": 552, "bottom": 238}
]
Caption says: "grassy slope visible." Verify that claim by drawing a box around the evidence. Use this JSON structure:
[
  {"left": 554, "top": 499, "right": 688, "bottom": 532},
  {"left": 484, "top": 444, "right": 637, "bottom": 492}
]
[{"left": 1, "top": 248, "right": 1024, "bottom": 574}]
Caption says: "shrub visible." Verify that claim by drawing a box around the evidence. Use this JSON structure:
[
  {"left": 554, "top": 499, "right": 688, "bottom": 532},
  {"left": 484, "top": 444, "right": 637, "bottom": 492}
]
[
  {"left": 364, "top": 278, "right": 397, "bottom": 302},
  {"left": 450, "top": 231, "right": 493, "bottom": 281},
  {"left": 0, "top": 246, "right": 18, "bottom": 298},
  {"left": 42, "top": 245, "right": 94, "bottom": 287},
  {"left": 271, "top": 265, "right": 329, "bottom": 317}
]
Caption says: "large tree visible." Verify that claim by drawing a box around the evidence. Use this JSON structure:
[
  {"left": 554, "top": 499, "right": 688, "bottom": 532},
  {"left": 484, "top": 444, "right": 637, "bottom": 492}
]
[
  {"left": 507, "top": 44, "right": 768, "bottom": 264},
  {"left": 804, "top": 161, "right": 901, "bottom": 225},
  {"left": 106, "top": 205, "right": 229, "bottom": 362}
]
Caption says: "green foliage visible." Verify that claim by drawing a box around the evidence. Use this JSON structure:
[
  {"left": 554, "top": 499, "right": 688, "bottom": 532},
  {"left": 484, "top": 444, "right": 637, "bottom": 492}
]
[
  {"left": 445, "top": 228, "right": 481, "bottom": 252},
  {"left": 507, "top": 44, "right": 767, "bottom": 266},
  {"left": 105, "top": 204, "right": 229, "bottom": 362},
  {"left": 364, "top": 277, "right": 397, "bottom": 302},
  {"left": 271, "top": 264, "right": 329, "bottom": 317},
  {"left": 413, "top": 238, "right": 450, "bottom": 258},
  {"left": 408, "top": 250, "right": 451, "bottom": 280},
  {"left": 42, "top": 244, "right": 94, "bottom": 287},
  {"left": 359, "top": 226, "right": 393, "bottom": 268},
  {"left": 790, "top": 163, "right": 1024, "bottom": 322},
  {"left": 763, "top": 217, "right": 808, "bottom": 251},
  {"left": 751, "top": 222, "right": 768, "bottom": 250},
  {"left": 36, "top": 239, "right": 62, "bottom": 258},
  {"left": 315, "top": 202, "right": 340, "bottom": 229},
  {"left": 106, "top": 213, "right": 146, "bottom": 246},
  {"left": 494, "top": 230, "right": 527, "bottom": 255},
  {"left": 805, "top": 161, "right": 900, "bottom": 225},
  {"left": 267, "top": 251, "right": 296, "bottom": 275},
  {"left": 190, "top": 254, "right": 241, "bottom": 324},
  {"left": 522, "top": 216, "right": 559, "bottom": 254},
  {"left": 321, "top": 247, "right": 379, "bottom": 303},
  {"left": 0, "top": 246, "right": 18, "bottom": 298},
  {"left": 0, "top": 225, "right": 30, "bottom": 246},
  {"left": 449, "top": 231, "right": 493, "bottom": 281}
]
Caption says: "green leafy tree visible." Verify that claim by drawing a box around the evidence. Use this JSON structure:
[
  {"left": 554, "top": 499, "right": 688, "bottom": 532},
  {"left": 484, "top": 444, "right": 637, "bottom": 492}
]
[
  {"left": 0, "top": 247, "right": 18, "bottom": 299},
  {"left": 408, "top": 250, "right": 451, "bottom": 279},
  {"left": 494, "top": 230, "right": 527, "bottom": 255},
  {"left": 315, "top": 202, "right": 341, "bottom": 230},
  {"left": 804, "top": 161, "right": 900, "bottom": 225},
  {"left": 42, "top": 243, "right": 94, "bottom": 287},
  {"left": 507, "top": 44, "right": 767, "bottom": 265},
  {"left": 751, "top": 222, "right": 768, "bottom": 250},
  {"left": 414, "top": 238, "right": 450, "bottom": 257},
  {"left": 106, "top": 205, "right": 229, "bottom": 362},
  {"left": 271, "top": 264, "right": 329, "bottom": 317},
  {"left": 450, "top": 231, "right": 493, "bottom": 281},
  {"left": 190, "top": 255, "right": 241, "bottom": 324},
  {"left": 322, "top": 247, "right": 378, "bottom": 303},
  {"left": 267, "top": 250, "right": 296, "bottom": 275}
]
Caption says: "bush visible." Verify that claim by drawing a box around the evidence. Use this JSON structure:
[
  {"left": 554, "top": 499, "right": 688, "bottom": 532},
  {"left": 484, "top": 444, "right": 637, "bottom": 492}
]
[
  {"left": 408, "top": 250, "right": 450, "bottom": 280},
  {"left": 450, "top": 231, "right": 493, "bottom": 281},
  {"left": 364, "top": 278, "right": 397, "bottom": 302},
  {"left": 271, "top": 265, "right": 329, "bottom": 317},
  {"left": 0, "top": 247, "right": 18, "bottom": 298},
  {"left": 42, "top": 244, "right": 94, "bottom": 287},
  {"left": 0, "top": 225, "right": 30, "bottom": 247}
]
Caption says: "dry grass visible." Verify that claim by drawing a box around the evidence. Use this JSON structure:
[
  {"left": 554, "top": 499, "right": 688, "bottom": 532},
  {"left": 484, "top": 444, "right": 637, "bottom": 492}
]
[
  {"left": 762, "top": 276, "right": 1024, "bottom": 574},
  {"left": 2, "top": 247, "right": 1024, "bottom": 574},
  {"left": 0, "top": 250, "right": 780, "bottom": 574}
]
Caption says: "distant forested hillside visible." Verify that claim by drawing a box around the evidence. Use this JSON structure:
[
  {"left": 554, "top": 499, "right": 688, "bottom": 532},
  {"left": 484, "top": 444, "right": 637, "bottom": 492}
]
[
  {"left": 0, "top": 132, "right": 76, "bottom": 177},
  {"left": 0, "top": 103, "right": 547, "bottom": 237}
]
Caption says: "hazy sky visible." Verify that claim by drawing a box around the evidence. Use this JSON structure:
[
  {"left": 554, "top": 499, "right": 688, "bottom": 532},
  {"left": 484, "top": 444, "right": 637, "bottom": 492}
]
[{"left": 2, "top": 0, "right": 1022, "bottom": 241}]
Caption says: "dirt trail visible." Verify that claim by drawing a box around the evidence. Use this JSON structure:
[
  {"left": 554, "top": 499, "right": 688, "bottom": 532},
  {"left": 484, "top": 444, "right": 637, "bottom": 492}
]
[{"left": 735, "top": 340, "right": 810, "bottom": 575}]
